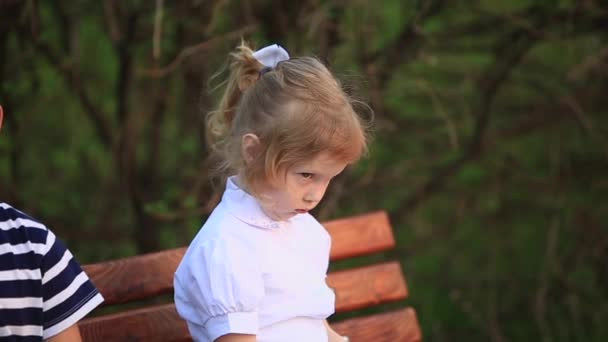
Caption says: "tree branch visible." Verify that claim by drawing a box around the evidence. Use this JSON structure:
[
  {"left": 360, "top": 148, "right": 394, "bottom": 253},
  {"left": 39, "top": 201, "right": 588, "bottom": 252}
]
[
  {"left": 115, "top": 11, "right": 139, "bottom": 124},
  {"left": 369, "top": 0, "right": 446, "bottom": 85},
  {"left": 153, "top": 0, "right": 164, "bottom": 61},
  {"left": 394, "top": 25, "right": 538, "bottom": 217},
  {"left": 29, "top": 36, "right": 114, "bottom": 148},
  {"left": 140, "top": 25, "right": 258, "bottom": 78}
]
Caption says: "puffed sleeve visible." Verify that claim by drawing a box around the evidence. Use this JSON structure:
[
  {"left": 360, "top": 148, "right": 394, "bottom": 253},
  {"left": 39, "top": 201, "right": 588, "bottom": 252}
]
[{"left": 174, "top": 237, "right": 264, "bottom": 341}]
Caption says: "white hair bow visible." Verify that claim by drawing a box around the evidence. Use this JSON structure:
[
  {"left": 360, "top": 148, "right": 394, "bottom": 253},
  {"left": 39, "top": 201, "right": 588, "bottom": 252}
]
[{"left": 253, "top": 44, "right": 290, "bottom": 68}]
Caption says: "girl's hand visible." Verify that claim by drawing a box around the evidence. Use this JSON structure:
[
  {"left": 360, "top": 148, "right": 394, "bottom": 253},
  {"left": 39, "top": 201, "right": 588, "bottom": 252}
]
[
  {"left": 215, "top": 333, "right": 256, "bottom": 342},
  {"left": 324, "top": 320, "right": 349, "bottom": 342}
]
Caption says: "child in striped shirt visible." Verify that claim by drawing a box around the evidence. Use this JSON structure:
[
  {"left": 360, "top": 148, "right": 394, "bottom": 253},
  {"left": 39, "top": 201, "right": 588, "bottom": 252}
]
[{"left": 0, "top": 106, "right": 104, "bottom": 341}]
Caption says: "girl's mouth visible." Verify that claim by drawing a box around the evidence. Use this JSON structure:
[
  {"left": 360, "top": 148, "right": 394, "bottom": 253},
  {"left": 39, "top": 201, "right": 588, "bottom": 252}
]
[{"left": 295, "top": 209, "right": 308, "bottom": 214}]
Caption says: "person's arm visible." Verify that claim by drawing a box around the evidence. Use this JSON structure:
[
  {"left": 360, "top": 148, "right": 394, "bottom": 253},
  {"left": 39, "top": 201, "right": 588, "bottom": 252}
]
[
  {"left": 215, "top": 333, "right": 256, "bottom": 342},
  {"left": 324, "top": 320, "right": 349, "bottom": 342},
  {"left": 40, "top": 230, "right": 104, "bottom": 341},
  {"left": 46, "top": 324, "right": 82, "bottom": 342}
]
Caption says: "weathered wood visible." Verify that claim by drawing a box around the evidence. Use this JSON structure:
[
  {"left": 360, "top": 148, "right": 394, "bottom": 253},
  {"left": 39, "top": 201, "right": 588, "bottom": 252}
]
[
  {"left": 79, "top": 303, "right": 188, "bottom": 342},
  {"left": 79, "top": 262, "right": 409, "bottom": 341},
  {"left": 83, "top": 211, "right": 395, "bottom": 306},
  {"left": 80, "top": 306, "right": 421, "bottom": 342},
  {"left": 332, "top": 308, "right": 422, "bottom": 342},
  {"left": 328, "top": 261, "right": 408, "bottom": 313},
  {"left": 326, "top": 211, "right": 395, "bottom": 260},
  {"left": 82, "top": 247, "right": 185, "bottom": 305}
]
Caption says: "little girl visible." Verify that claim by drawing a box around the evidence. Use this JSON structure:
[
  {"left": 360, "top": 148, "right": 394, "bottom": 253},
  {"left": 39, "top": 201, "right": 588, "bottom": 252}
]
[{"left": 174, "top": 42, "right": 368, "bottom": 342}]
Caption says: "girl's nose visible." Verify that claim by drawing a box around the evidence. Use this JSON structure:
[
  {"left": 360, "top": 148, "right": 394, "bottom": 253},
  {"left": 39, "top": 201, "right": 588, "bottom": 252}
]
[{"left": 305, "top": 182, "right": 329, "bottom": 203}]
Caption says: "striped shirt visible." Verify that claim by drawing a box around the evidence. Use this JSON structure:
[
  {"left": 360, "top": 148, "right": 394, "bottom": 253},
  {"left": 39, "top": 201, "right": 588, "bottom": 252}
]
[{"left": 0, "top": 203, "right": 104, "bottom": 341}]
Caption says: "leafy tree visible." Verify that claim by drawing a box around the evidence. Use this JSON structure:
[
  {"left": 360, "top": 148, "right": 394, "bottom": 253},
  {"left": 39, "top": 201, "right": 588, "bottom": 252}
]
[{"left": 0, "top": 1, "right": 606, "bottom": 340}]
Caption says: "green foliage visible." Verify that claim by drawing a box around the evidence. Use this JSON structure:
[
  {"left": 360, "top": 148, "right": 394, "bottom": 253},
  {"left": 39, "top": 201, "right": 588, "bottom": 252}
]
[{"left": 0, "top": 1, "right": 606, "bottom": 340}]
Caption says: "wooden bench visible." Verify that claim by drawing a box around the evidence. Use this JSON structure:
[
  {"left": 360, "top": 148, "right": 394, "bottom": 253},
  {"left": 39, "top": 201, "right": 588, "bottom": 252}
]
[{"left": 79, "top": 210, "right": 422, "bottom": 341}]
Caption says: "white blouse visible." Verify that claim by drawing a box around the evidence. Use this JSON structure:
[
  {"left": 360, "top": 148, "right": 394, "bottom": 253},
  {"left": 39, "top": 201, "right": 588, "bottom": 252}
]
[{"left": 174, "top": 177, "right": 335, "bottom": 342}]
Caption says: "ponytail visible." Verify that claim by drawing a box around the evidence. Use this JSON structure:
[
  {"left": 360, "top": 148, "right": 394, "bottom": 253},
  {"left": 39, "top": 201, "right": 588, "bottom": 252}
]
[{"left": 206, "top": 42, "right": 264, "bottom": 149}]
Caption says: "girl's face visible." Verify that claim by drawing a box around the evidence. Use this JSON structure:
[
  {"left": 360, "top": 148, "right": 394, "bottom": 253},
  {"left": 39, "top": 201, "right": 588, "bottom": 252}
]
[{"left": 259, "top": 152, "right": 348, "bottom": 221}]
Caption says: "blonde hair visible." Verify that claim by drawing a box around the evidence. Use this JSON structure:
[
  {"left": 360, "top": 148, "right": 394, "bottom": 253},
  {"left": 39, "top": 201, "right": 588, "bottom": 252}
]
[{"left": 207, "top": 42, "right": 369, "bottom": 195}]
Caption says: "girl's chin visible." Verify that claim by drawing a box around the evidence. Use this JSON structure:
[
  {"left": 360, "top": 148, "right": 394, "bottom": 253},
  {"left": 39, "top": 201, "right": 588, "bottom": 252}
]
[
  {"left": 265, "top": 210, "right": 296, "bottom": 222},
  {"left": 278, "top": 212, "right": 297, "bottom": 221}
]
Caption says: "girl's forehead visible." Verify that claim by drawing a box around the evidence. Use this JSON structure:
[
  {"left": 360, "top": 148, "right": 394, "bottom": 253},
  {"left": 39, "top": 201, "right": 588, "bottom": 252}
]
[{"left": 294, "top": 153, "right": 348, "bottom": 174}]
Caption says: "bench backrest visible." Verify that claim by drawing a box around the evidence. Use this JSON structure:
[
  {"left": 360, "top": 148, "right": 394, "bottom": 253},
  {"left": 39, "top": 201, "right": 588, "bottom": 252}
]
[{"left": 79, "top": 211, "right": 421, "bottom": 341}]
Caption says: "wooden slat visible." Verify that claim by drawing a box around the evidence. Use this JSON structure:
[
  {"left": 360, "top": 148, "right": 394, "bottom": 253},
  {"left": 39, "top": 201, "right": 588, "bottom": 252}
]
[
  {"left": 80, "top": 261, "right": 407, "bottom": 341},
  {"left": 82, "top": 247, "right": 186, "bottom": 305},
  {"left": 83, "top": 210, "right": 394, "bottom": 306},
  {"left": 332, "top": 307, "right": 422, "bottom": 342},
  {"left": 326, "top": 210, "right": 395, "bottom": 260},
  {"left": 328, "top": 261, "right": 408, "bottom": 313},
  {"left": 79, "top": 303, "right": 190, "bottom": 342},
  {"left": 80, "top": 306, "right": 421, "bottom": 342}
]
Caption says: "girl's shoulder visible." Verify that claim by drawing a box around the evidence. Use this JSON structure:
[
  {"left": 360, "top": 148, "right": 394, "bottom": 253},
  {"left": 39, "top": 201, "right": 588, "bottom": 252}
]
[
  {"left": 292, "top": 213, "right": 331, "bottom": 243},
  {"left": 189, "top": 204, "right": 266, "bottom": 250}
]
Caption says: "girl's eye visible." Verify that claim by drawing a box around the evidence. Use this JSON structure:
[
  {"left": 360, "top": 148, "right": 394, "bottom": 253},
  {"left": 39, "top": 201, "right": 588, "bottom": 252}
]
[{"left": 300, "top": 173, "right": 314, "bottom": 179}]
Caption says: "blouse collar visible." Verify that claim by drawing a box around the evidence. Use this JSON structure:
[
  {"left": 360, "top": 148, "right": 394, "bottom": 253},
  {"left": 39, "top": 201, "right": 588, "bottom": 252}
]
[{"left": 222, "top": 176, "right": 291, "bottom": 231}]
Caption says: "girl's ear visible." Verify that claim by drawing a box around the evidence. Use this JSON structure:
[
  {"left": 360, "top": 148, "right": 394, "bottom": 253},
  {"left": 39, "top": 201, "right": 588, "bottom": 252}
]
[
  {"left": 0, "top": 105, "right": 3, "bottom": 132},
  {"left": 242, "top": 133, "right": 261, "bottom": 164}
]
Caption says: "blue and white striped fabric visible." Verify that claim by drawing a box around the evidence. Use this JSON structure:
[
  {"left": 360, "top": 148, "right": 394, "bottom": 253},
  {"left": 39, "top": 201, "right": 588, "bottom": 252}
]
[{"left": 0, "top": 203, "right": 104, "bottom": 341}]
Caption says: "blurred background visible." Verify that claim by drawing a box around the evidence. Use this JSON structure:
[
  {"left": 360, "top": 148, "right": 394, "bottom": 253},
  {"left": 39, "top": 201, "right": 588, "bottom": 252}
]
[{"left": 1, "top": 0, "right": 607, "bottom": 341}]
